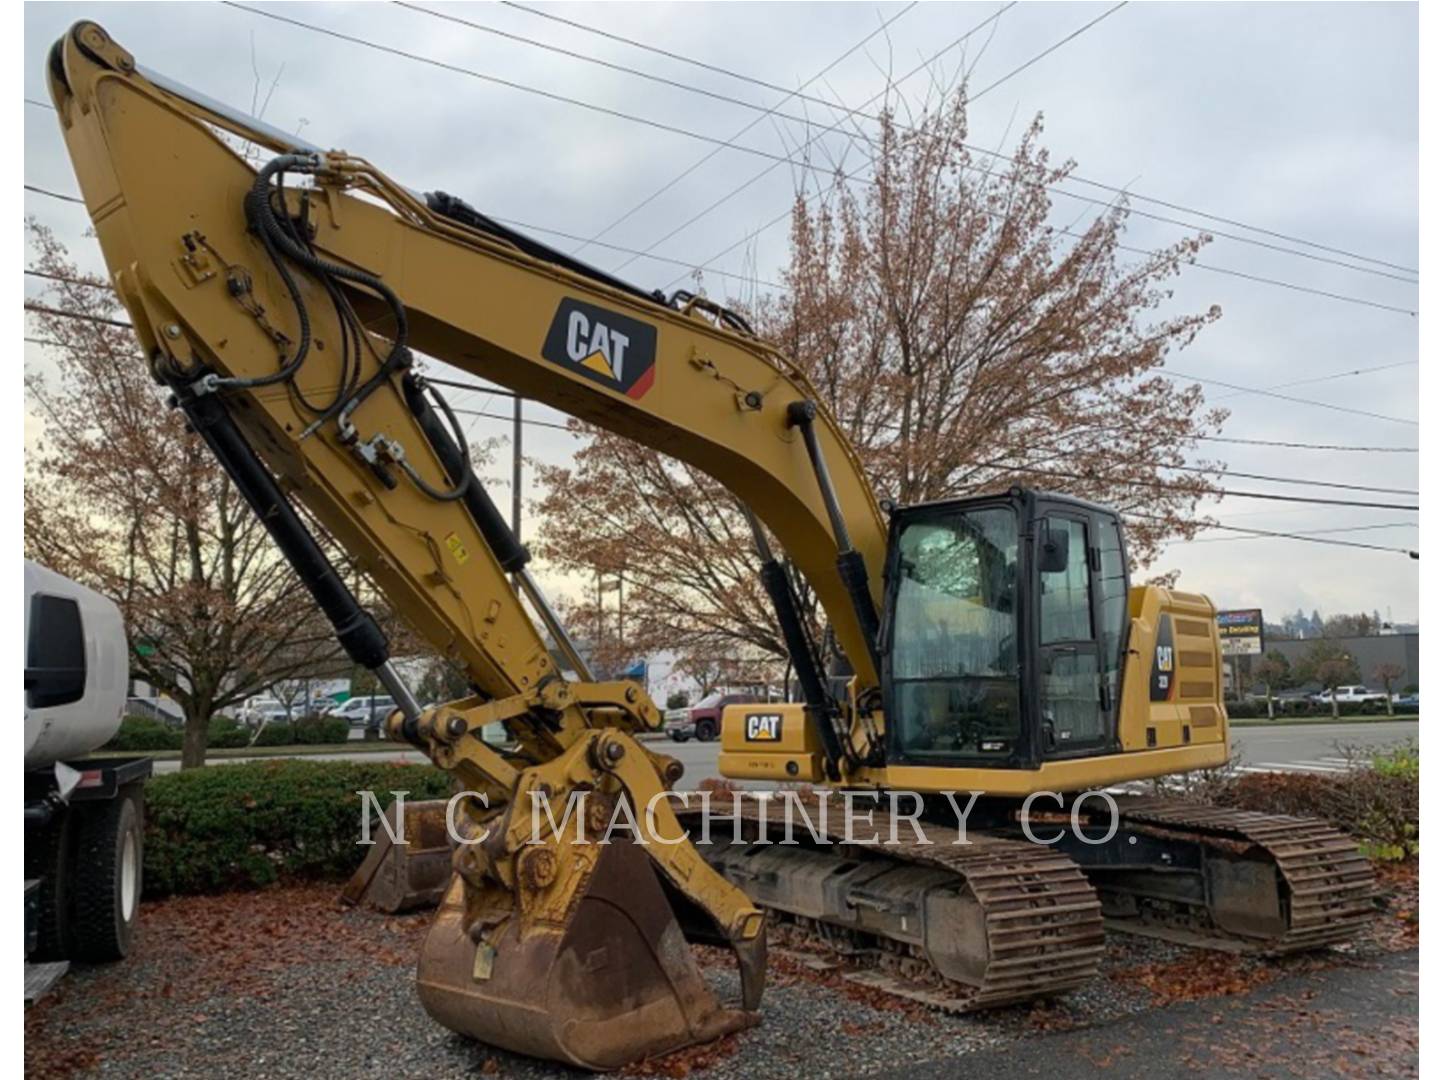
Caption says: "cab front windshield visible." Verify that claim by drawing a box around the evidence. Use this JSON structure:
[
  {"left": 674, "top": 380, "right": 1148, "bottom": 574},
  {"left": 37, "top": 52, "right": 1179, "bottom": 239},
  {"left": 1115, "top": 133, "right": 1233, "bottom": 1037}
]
[{"left": 888, "top": 506, "right": 1021, "bottom": 760}]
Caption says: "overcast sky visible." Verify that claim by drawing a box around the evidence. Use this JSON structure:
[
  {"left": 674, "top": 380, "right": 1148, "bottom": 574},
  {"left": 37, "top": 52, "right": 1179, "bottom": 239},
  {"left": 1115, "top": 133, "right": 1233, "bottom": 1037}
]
[{"left": 24, "top": 1, "right": 1420, "bottom": 625}]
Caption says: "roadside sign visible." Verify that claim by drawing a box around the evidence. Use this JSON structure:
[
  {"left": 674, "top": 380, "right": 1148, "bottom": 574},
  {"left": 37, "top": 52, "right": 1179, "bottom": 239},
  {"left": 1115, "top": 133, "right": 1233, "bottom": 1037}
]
[{"left": 1216, "top": 609, "right": 1264, "bottom": 656}]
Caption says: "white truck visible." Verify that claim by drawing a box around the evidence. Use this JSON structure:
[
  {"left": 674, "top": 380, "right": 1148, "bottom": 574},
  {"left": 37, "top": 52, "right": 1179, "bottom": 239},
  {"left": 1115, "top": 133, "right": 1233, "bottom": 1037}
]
[
  {"left": 24, "top": 560, "right": 150, "bottom": 1000},
  {"left": 1308, "top": 684, "right": 1391, "bottom": 707}
]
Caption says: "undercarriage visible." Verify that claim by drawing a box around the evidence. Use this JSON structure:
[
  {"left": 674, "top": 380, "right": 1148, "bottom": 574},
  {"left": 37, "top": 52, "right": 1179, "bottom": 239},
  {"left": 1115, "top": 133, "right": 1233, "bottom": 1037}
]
[{"left": 684, "top": 791, "right": 1376, "bottom": 1012}]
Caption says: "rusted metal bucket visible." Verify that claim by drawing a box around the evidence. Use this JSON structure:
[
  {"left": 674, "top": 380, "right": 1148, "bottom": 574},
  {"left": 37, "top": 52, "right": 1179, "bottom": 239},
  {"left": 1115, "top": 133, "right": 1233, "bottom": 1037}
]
[
  {"left": 416, "top": 838, "right": 759, "bottom": 1070},
  {"left": 341, "top": 799, "right": 452, "bottom": 913}
]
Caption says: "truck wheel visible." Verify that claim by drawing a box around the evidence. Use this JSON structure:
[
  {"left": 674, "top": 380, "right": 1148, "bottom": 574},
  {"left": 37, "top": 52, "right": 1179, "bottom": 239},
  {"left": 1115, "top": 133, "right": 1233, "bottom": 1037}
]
[
  {"left": 68, "top": 790, "right": 143, "bottom": 963},
  {"left": 25, "top": 812, "right": 74, "bottom": 962},
  {"left": 671, "top": 733, "right": 690, "bottom": 743},
  {"left": 695, "top": 720, "right": 717, "bottom": 743}
]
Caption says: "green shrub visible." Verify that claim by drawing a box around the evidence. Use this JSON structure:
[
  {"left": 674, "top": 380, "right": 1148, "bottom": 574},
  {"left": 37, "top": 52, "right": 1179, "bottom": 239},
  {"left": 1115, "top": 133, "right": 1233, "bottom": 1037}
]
[
  {"left": 294, "top": 713, "right": 349, "bottom": 745},
  {"left": 207, "top": 715, "right": 251, "bottom": 749},
  {"left": 142, "top": 759, "right": 454, "bottom": 896},
  {"left": 252, "top": 720, "right": 296, "bottom": 746},
  {"left": 104, "top": 715, "right": 183, "bottom": 752},
  {"left": 1372, "top": 741, "right": 1419, "bottom": 780}
]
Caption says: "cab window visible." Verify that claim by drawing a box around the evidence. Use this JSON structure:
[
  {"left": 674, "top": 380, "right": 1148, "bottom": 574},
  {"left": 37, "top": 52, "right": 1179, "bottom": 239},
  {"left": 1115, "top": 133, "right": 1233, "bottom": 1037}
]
[{"left": 889, "top": 506, "right": 1020, "bottom": 760}]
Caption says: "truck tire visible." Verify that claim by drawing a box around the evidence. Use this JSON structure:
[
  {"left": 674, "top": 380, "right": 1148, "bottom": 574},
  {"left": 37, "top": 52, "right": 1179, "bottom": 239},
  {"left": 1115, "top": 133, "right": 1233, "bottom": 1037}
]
[
  {"left": 68, "top": 789, "right": 143, "bottom": 963},
  {"left": 25, "top": 811, "right": 75, "bottom": 963},
  {"left": 695, "top": 719, "right": 717, "bottom": 743}
]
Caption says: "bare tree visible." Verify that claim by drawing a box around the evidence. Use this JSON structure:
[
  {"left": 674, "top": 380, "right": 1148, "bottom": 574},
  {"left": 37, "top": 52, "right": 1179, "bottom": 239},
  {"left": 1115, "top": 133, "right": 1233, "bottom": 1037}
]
[
  {"left": 1373, "top": 662, "right": 1405, "bottom": 717},
  {"left": 1295, "top": 641, "right": 1361, "bottom": 719},
  {"left": 25, "top": 222, "right": 353, "bottom": 767}
]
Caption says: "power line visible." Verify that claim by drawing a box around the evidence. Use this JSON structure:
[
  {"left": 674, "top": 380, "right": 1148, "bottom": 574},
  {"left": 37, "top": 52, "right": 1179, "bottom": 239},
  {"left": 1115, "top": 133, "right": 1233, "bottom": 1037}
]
[
  {"left": 965, "top": 458, "right": 1417, "bottom": 511},
  {"left": 25, "top": 269, "right": 113, "bottom": 291},
  {"left": 25, "top": 97, "right": 55, "bottom": 111},
  {"left": 502, "top": 0, "right": 1415, "bottom": 278},
  {"left": 25, "top": 184, "right": 84, "bottom": 205},
  {"left": 558, "top": 0, "right": 928, "bottom": 256},
  {"left": 1164, "top": 463, "right": 1416, "bottom": 497},
  {"left": 607, "top": 17, "right": 1008, "bottom": 273},
  {"left": 492, "top": 216, "right": 787, "bottom": 290},
  {"left": 1164, "top": 367, "right": 1417, "bottom": 425},
  {"left": 1130, "top": 513, "right": 1417, "bottom": 558},
  {"left": 607, "top": 5, "right": 1016, "bottom": 274},
  {"left": 1183, "top": 434, "right": 1415, "bottom": 454},
  {"left": 449, "top": 406, "right": 574, "bottom": 433},
  {"left": 1181, "top": 521, "right": 1416, "bottom": 544},
  {"left": 223, "top": 2, "right": 1415, "bottom": 315},
  {"left": 421, "top": 374, "right": 1417, "bottom": 503},
  {"left": 1208, "top": 359, "right": 1415, "bottom": 403},
  {"left": 969, "top": 2, "right": 1127, "bottom": 100},
  {"left": 23, "top": 302, "right": 131, "bottom": 329}
]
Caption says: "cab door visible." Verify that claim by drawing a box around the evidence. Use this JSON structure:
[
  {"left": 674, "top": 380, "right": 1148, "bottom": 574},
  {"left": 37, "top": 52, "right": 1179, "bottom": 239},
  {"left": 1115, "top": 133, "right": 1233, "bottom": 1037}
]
[{"left": 1034, "top": 508, "right": 1109, "bottom": 756}]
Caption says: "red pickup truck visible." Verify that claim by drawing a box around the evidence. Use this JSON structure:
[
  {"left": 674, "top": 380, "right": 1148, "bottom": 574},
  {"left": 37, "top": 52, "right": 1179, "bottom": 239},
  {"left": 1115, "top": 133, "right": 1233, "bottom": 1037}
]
[{"left": 663, "top": 692, "right": 763, "bottom": 743}]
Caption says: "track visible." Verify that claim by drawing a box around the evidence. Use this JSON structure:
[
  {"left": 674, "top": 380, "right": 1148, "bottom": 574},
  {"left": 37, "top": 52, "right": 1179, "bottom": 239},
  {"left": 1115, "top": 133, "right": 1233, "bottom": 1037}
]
[
  {"left": 682, "top": 796, "right": 1106, "bottom": 1012},
  {"left": 1081, "top": 797, "right": 1377, "bottom": 954}
]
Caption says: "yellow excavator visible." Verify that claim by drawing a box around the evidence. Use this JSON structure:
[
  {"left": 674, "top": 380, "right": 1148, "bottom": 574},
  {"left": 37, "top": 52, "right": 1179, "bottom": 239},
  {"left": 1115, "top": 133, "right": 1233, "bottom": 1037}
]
[{"left": 46, "top": 22, "right": 1375, "bottom": 1071}]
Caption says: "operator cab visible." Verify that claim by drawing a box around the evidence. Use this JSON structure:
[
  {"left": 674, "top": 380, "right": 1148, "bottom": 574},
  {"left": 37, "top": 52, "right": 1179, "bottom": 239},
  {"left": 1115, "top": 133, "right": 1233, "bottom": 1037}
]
[{"left": 880, "top": 487, "right": 1130, "bottom": 770}]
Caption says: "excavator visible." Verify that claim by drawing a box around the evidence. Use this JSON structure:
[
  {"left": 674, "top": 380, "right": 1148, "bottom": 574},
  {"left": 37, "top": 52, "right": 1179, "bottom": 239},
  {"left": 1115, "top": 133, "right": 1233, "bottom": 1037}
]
[{"left": 45, "top": 22, "right": 1376, "bottom": 1071}]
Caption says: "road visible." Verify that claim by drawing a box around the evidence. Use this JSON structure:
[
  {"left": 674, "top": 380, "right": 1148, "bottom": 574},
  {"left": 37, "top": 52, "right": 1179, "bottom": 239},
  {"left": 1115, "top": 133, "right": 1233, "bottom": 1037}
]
[
  {"left": 1230, "top": 718, "right": 1416, "bottom": 775},
  {"left": 154, "top": 718, "right": 1417, "bottom": 781}
]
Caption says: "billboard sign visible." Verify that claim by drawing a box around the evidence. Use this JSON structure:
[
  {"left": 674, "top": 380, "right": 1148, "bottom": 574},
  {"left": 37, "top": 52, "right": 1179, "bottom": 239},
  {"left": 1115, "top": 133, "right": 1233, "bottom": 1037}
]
[{"left": 1216, "top": 609, "right": 1264, "bottom": 656}]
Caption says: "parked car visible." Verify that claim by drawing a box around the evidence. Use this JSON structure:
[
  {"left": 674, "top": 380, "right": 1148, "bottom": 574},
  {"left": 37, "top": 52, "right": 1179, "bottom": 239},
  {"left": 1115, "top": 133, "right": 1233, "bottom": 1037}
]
[
  {"left": 1394, "top": 693, "right": 1419, "bottom": 708},
  {"left": 665, "top": 691, "right": 763, "bottom": 743},
  {"left": 1308, "top": 685, "right": 1390, "bottom": 706},
  {"left": 331, "top": 695, "right": 397, "bottom": 727},
  {"left": 239, "top": 698, "right": 292, "bottom": 726}
]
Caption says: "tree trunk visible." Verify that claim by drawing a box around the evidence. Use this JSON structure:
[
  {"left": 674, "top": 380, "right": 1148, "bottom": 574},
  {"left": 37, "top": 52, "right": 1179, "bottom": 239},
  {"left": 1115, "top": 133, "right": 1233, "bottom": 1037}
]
[
  {"left": 1265, "top": 687, "right": 1274, "bottom": 721},
  {"left": 1330, "top": 694, "right": 1340, "bottom": 720},
  {"left": 1385, "top": 694, "right": 1394, "bottom": 717},
  {"left": 180, "top": 706, "right": 212, "bottom": 769}
]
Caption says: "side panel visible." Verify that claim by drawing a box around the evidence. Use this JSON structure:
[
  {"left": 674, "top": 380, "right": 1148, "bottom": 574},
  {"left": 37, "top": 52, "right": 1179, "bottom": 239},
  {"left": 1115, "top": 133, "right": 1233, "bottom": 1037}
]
[
  {"left": 717, "top": 704, "right": 827, "bottom": 783},
  {"left": 1117, "top": 587, "right": 1228, "bottom": 754}
]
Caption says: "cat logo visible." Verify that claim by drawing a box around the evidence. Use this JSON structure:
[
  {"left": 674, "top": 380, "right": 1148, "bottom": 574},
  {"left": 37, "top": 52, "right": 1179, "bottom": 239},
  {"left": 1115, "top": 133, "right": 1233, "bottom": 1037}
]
[
  {"left": 744, "top": 713, "right": 783, "bottom": 742},
  {"left": 1149, "top": 614, "right": 1177, "bottom": 702},
  {"left": 541, "top": 298, "right": 658, "bottom": 399}
]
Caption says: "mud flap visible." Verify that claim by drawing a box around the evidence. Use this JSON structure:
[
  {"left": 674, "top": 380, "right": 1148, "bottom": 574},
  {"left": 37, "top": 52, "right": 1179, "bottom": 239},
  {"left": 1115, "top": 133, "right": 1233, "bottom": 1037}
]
[
  {"left": 341, "top": 799, "right": 453, "bottom": 913},
  {"left": 416, "top": 838, "right": 759, "bottom": 1070}
]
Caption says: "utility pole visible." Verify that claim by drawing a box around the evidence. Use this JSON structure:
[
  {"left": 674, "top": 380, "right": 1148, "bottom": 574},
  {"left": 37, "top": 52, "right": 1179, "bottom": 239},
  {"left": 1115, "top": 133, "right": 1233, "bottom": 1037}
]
[{"left": 512, "top": 396, "right": 523, "bottom": 542}]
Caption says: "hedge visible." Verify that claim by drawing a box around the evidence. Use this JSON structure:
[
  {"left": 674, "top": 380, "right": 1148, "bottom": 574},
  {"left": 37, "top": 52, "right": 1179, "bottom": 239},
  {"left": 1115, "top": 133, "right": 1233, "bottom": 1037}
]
[
  {"left": 105, "top": 715, "right": 183, "bottom": 751},
  {"left": 1224, "top": 699, "right": 1418, "bottom": 720},
  {"left": 142, "top": 759, "right": 453, "bottom": 896},
  {"left": 251, "top": 714, "right": 350, "bottom": 747}
]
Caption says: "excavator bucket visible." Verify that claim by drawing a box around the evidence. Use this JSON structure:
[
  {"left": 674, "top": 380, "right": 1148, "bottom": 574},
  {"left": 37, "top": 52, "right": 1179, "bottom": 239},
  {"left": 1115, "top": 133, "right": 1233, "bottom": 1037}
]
[
  {"left": 341, "top": 800, "right": 452, "bottom": 913},
  {"left": 416, "top": 838, "right": 759, "bottom": 1071}
]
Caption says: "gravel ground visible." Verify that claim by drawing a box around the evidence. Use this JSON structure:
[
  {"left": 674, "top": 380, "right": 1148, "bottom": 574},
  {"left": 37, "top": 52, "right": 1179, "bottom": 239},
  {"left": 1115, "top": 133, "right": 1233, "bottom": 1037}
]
[{"left": 25, "top": 865, "right": 1416, "bottom": 1080}]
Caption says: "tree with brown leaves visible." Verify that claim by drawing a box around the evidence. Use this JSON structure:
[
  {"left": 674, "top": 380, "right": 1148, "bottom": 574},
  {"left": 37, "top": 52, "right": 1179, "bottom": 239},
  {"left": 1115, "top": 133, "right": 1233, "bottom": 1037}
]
[
  {"left": 1373, "top": 662, "right": 1405, "bottom": 717},
  {"left": 537, "top": 92, "right": 1225, "bottom": 680},
  {"left": 24, "top": 222, "right": 356, "bottom": 767}
]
